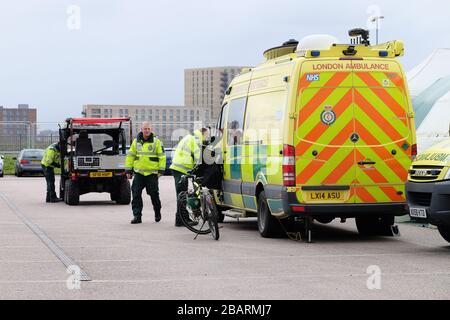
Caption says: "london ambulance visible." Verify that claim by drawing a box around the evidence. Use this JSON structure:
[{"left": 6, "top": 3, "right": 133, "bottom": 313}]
[
  {"left": 406, "top": 138, "right": 450, "bottom": 243},
  {"left": 213, "top": 29, "right": 417, "bottom": 239}
]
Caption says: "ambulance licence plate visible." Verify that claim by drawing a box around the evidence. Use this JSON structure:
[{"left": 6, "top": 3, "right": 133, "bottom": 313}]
[
  {"left": 409, "top": 207, "right": 427, "bottom": 219},
  {"left": 306, "top": 191, "right": 345, "bottom": 202},
  {"left": 90, "top": 172, "right": 113, "bottom": 178}
]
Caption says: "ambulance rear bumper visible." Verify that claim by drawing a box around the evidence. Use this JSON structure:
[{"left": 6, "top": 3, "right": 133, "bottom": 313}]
[{"left": 282, "top": 192, "right": 407, "bottom": 218}]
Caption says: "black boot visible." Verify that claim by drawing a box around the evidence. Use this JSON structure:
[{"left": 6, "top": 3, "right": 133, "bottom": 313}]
[
  {"left": 49, "top": 198, "right": 62, "bottom": 203},
  {"left": 131, "top": 216, "right": 142, "bottom": 224},
  {"left": 155, "top": 211, "right": 161, "bottom": 223}
]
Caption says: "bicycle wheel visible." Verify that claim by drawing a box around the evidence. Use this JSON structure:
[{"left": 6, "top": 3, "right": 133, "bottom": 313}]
[
  {"left": 204, "top": 193, "right": 220, "bottom": 240},
  {"left": 178, "top": 191, "right": 211, "bottom": 235}
]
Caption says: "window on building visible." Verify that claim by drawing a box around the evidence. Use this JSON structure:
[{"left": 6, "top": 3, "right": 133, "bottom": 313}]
[{"left": 190, "top": 110, "right": 194, "bottom": 122}]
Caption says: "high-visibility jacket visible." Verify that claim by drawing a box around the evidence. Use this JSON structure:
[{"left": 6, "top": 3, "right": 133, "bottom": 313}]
[
  {"left": 41, "top": 143, "right": 60, "bottom": 168},
  {"left": 125, "top": 133, "right": 166, "bottom": 176},
  {"left": 170, "top": 130, "right": 203, "bottom": 174}
]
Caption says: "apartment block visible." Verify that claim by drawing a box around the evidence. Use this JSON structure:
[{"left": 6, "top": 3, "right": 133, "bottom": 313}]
[
  {"left": 83, "top": 104, "right": 204, "bottom": 147},
  {"left": 184, "top": 66, "right": 249, "bottom": 125}
]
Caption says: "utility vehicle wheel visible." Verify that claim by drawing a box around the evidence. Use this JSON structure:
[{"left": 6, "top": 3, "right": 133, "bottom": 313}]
[
  {"left": 116, "top": 179, "right": 131, "bottom": 205},
  {"left": 65, "top": 179, "right": 80, "bottom": 206}
]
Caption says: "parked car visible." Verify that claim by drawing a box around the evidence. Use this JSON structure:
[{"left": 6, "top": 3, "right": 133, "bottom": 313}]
[
  {"left": 164, "top": 148, "right": 174, "bottom": 175},
  {"left": 0, "top": 155, "right": 4, "bottom": 177},
  {"left": 14, "top": 149, "right": 45, "bottom": 177}
]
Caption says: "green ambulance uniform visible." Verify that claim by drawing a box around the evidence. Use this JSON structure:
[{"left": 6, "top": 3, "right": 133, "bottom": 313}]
[
  {"left": 125, "top": 132, "right": 166, "bottom": 221},
  {"left": 41, "top": 143, "right": 61, "bottom": 202},
  {"left": 170, "top": 130, "right": 203, "bottom": 226}
]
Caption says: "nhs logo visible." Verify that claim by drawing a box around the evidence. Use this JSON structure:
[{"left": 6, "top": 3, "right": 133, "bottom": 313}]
[{"left": 306, "top": 74, "right": 320, "bottom": 82}]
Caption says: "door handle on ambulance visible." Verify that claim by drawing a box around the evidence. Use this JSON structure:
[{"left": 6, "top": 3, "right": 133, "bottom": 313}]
[{"left": 358, "top": 161, "right": 376, "bottom": 166}]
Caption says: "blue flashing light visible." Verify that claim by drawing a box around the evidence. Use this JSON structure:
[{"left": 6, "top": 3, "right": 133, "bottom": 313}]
[
  {"left": 379, "top": 51, "right": 389, "bottom": 57},
  {"left": 311, "top": 51, "right": 321, "bottom": 57}
]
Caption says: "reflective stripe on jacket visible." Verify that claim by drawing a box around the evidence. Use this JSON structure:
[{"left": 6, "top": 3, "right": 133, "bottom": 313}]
[
  {"left": 125, "top": 133, "right": 166, "bottom": 176},
  {"left": 170, "top": 130, "right": 203, "bottom": 174}
]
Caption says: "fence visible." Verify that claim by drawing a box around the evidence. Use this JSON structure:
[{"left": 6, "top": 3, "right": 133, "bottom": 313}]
[{"left": 0, "top": 121, "right": 215, "bottom": 154}]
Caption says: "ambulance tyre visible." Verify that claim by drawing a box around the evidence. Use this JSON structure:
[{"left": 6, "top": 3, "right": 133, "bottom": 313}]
[
  {"left": 438, "top": 226, "right": 450, "bottom": 243},
  {"left": 216, "top": 208, "right": 225, "bottom": 223},
  {"left": 356, "top": 215, "right": 395, "bottom": 237},
  {"left": 316, "top": 217, "right": 334, "bottom": 225},
  {"left": 257, "top": 191, "right": 282, "bottom": 238},
  {"left": 65, "top": 180, "right": 79, "bottom": 206}
]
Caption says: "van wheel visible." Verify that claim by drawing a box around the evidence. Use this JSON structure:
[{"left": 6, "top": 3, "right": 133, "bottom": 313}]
[
  {"left": 65, "top": 180, "right": 80, "bottom": 206},
  {"left": 216, "top": 208, "right": 225, "bottom": 223},
  {"left": 316, "top": 217, "right": 335, "bottom": 224},
  {"left": 356, "top": 216, "right": 395, "bottom": 236},
  {"left": 438, "top": 226, "right": 450, "bottom": 243},
  {"left": 116, "top": 179, "right": 131, "bottom": 205},
  {"left": 257, "top": 191, "right": 282, "bottom": 238}
]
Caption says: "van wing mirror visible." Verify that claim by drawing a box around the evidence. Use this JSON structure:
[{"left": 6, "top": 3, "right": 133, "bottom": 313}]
[{"left": 210, "top": 136, "right": 216, "bottom": 143}]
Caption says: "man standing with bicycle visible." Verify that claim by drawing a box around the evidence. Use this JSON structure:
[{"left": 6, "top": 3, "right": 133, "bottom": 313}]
[
  {"left": 170, "top": 128, "right": 208, "bottom": 227},
  {"left": 125, "top": 122, "right": 166, "bottom": 224}
]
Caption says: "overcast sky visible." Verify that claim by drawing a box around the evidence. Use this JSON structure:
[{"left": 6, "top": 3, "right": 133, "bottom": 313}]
[{"left": 1, "top": 0, "right": 449, "bottom": 124}]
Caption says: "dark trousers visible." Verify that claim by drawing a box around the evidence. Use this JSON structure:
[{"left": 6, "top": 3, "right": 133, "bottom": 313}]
[
  {"left": 42, "top": 165, "right": 57, "bottom": 201},
  {"left": 172, "top": 170, "right": 188, "bottom": 222},
  {"left": 132, "top": 173, "right": 161, "bottom": 217}
]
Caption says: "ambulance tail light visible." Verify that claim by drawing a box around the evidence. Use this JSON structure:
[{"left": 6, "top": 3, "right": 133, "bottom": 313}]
[
  {"left": 411, "top": 144, "right": 418, "bottom": 160},
  {"left": 283, "top": 145, "right": 296, "bottom": 187}
]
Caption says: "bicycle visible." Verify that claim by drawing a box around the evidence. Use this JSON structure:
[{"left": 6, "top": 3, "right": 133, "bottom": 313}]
[{"left": 177, "top": 173, "right": 220, "bottom": 240}]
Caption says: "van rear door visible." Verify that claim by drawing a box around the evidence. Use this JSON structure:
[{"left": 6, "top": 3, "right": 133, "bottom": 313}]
[
  {"left": 295, "top": 61, "right": 357, "bottom": 204},
  {"left": 353, "top": 60, "right": 412, "bottom": 203}
]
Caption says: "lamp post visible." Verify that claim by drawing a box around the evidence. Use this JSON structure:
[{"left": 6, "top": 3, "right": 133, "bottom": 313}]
[{"left": 371, "top": 15, "right": 385, "bottom": 45}]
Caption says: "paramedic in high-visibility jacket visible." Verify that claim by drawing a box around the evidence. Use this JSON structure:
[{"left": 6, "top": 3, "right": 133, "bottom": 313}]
[
  {"left": 41, "top": 142, "right": 62, "bottom": 203},
  {"left": 170, "top": 128, "right": 208, "bottom": 227},
  {"left": 125, "top": 122, "right": 166, "bottom": 224}
]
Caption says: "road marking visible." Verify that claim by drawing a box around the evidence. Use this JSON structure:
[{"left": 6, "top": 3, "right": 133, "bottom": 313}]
[{"left": 0, "top": 192, "right": 91, "bottom": 281}]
